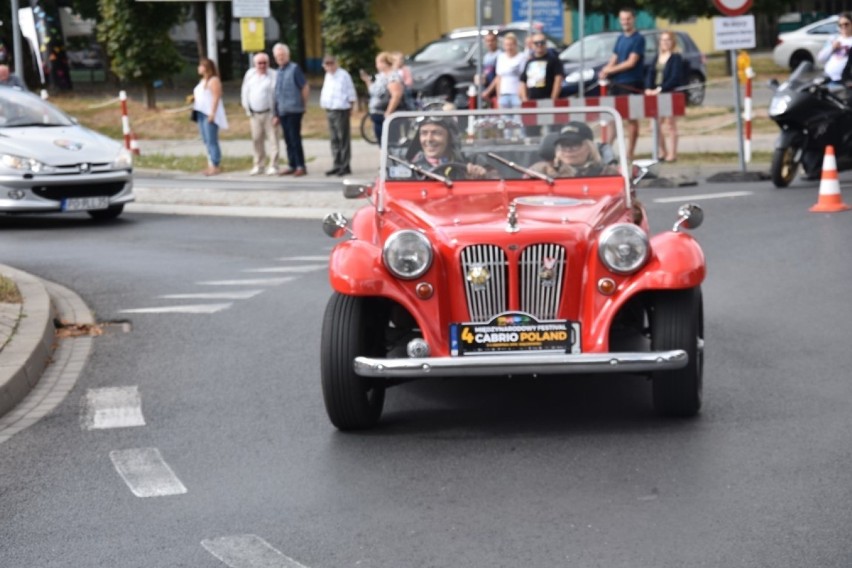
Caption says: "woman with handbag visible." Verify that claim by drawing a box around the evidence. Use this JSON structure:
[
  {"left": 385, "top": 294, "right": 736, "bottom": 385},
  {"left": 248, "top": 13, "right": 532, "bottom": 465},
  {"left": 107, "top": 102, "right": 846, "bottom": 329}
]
[
  {"left": 193, "top": 58, "right": 229, "bottom": 175},
  {"left": 360, "top": 52, "right": 404, "bottom": 144}
]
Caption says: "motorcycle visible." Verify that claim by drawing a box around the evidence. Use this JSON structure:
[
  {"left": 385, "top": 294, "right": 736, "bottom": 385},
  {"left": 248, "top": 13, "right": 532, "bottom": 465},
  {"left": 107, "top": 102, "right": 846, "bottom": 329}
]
[{"left": 767, "top": 62, "right": 852, "bottom": 187}]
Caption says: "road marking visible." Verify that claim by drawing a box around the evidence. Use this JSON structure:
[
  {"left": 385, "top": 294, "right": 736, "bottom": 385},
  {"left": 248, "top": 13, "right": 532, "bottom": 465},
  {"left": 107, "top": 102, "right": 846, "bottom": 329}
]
[
  {"left": 82, "top": 386, "right": 145, "bottom": 430},
  {"left": 202, "top": 535, "right": 311, "bottom": 568},
  {"left": 199, "top": 277, "right": 296, "bottom": 286},
  {"left": 242, "top": 264, "right": 326, "bottom": 274},
  {"left": 276, "top": 256, "right": 328, "bottom": 262},
  {"left": 118, "top": 303, "right": 232, "bottom": 314},
  {"left": 158, "top": 290, "right": 264, "bottom": 300},
  {"left": 653, "top": 190, "right": 753, "bottom": 203},
  {"left": 109, "top": 448, "right": 188, "bottom": 497}
]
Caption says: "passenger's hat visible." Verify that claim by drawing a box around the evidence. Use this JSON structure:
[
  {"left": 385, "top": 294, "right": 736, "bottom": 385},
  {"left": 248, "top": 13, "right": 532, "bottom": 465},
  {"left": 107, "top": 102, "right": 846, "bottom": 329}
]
[{"left": 556, "top": 121, "right": 593, "bottom": 146}]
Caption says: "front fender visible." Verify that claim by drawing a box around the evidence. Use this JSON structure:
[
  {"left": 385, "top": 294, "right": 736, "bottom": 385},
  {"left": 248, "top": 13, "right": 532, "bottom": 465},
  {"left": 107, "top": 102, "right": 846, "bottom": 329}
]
[{"left": 775, "top": 129, "right": 805, "bottom": 150}]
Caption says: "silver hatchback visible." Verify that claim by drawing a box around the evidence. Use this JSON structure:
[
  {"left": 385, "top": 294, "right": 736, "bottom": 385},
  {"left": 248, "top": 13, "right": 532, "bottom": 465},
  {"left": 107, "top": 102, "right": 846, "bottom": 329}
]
[{"left": 0, "top": 86, "right": 134, "bottom": 220}]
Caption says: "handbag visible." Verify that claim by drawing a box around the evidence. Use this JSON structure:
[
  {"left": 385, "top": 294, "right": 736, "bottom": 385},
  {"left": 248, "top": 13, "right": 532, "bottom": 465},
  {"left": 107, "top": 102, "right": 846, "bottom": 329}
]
[{"left": 190, "top": 109, "right": 200, "bottom": 122}]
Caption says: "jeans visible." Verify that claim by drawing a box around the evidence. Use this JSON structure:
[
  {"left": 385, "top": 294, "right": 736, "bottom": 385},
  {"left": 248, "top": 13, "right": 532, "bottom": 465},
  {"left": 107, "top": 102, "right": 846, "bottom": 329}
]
[
  {"left": 498, "top": 93, "right": 521, "bottom": 109},
  {"left": 370, "top": 113, "right": 384, "bottom": 144},
  {"left": 197, "top": 113, "right": 221, "bottom": 167},
  {"left": 280, "top": 113, "right": 306, "bottom": 170}
]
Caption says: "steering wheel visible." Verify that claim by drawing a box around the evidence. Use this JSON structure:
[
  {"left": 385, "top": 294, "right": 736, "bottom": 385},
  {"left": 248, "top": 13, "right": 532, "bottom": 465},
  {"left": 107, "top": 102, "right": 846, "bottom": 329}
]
[{"left": 428, "top": 162, "right": 471, "bottom": 180}]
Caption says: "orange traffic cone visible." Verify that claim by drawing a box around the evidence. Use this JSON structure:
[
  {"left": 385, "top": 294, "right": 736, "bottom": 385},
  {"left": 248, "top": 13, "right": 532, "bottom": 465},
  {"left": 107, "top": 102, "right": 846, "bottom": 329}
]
[{"left": 810, "top": 145, "right": 849, "bottom": 213}]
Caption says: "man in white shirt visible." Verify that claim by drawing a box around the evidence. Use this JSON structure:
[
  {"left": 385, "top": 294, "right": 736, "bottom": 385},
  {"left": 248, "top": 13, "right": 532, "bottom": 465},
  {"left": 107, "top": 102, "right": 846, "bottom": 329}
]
[
  {"left": 319, "top": 55, "right": 357, "bottom": 176},
  {"left": 240, "top": 52, "right": 279, "bottom": 176}
]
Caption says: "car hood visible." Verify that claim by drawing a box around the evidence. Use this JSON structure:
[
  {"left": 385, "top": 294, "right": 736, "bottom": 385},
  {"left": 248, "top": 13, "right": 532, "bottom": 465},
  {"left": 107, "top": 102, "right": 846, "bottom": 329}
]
[
  {"left": 0, "top": 125, "right": 122, "bottom": 165},
  {"left": 387, "top": 189, "right": 622, "bottom": 240},
  {"left": 409, "top": 59, "right": 467, "bottom": 79}
]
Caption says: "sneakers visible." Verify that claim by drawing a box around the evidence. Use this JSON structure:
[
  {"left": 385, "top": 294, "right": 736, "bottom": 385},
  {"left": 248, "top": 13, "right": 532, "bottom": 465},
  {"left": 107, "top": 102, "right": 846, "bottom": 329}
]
[
  {"left": 250, "top": 166, "right": 263, "bottom": 176},
  {"left": 264, "top": 166, "right": 278, "bottom": 176}
]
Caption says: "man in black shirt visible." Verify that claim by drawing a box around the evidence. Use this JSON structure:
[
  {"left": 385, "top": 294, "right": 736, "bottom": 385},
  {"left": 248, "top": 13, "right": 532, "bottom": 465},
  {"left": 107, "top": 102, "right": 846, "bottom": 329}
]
[{"left": 519, "top": 32, "right": 564, "bottom": 102}]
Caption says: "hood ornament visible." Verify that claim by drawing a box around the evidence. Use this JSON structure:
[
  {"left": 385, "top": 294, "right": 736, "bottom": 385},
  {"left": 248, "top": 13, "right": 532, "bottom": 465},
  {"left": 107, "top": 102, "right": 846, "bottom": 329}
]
[{"left": 506, "top": 202, "right": 519, "bottom": 233}]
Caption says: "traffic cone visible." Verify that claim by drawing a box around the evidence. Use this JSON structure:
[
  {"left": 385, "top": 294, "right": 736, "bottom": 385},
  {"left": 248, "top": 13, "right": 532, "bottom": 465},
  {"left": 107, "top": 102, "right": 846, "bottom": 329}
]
[
  {"left": 810, "top": 146, "right": 850, "bottom": 213},
  {"left": 129, "top": 133, "right": 141, "bottom": 156}
]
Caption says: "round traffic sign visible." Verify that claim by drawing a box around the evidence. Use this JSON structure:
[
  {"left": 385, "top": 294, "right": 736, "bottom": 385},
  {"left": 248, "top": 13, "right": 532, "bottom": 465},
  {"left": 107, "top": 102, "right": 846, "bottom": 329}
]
[{"left": 713, "top": 0, "right": 752, "bottom": 16}]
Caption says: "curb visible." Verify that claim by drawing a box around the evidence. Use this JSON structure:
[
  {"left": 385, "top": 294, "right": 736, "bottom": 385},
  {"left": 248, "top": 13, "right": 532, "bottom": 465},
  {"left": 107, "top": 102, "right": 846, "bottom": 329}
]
[{"left": 0, "top": 265, "right": 56, "bottom": 418}]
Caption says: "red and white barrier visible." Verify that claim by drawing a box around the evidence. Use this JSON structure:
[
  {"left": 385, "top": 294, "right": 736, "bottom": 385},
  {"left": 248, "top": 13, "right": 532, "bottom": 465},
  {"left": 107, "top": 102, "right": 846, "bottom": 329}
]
[
  {"left": 119, "top": 91, "right": 140, "bottom": 155},
  {"left": 743, "top": 67, "right": 754, "bottom": 163},
  {"left": 521, "top": 92, "right": 686, "bottom": 126}
]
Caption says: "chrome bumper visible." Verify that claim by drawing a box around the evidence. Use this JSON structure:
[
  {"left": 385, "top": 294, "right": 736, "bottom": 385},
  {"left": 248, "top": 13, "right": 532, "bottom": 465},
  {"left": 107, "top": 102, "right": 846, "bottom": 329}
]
[{"left": 354, "top": 350, "right": 688, "bottom": 379}]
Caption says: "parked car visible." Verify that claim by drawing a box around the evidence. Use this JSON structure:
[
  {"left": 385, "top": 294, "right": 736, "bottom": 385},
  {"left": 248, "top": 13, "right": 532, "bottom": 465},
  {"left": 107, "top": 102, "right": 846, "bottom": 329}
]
[
  {"left": 409, "top": 23, "right": 564, "bottom": 98},
  {"left": 559, "top": 30, "right": 707, "bottom": 106},
  {"left": 772, "top": 15, "right": 838, "bottom": 69},
  {"left": 0, "top": 86, "right": 134, "bottom": 220},
  {"left": 320, "top": 105, "right": 707, "bottom": 430}
]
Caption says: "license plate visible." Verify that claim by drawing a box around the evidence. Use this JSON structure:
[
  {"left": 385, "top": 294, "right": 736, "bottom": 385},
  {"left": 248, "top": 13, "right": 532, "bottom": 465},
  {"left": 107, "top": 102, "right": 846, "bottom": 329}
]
[
  {"left": 450, "top": 312, "right": 580, "bottom": 356},
  {"left": 61, "top": 196, "right": 110, "bottom": 212}
]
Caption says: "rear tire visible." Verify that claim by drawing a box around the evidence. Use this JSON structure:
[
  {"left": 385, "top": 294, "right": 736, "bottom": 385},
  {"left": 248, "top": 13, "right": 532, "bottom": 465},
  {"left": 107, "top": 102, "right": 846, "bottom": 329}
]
[
  {"left": 434, "top": 76, "right": 454, "bottom": 99},
  {"left": 360, "top": 113, "right": 377, "bottom": 145},
  {"left": 651, "top": 287, "right": 703, "bottom": 418},
  {"left": 771, "top": 146, "right": 799, "bottom": 187},
  {"left": 320, "top": 293, "right": 386, "bottom": 430},
  {"left": 685, "top": 73, "right": 705, "bottom": 106},
  {"left": 789, "top": 51, "right": 813, "bottom": 70},
  {"left": 88, "top": 204, "right": 124, "bottom": 220}
]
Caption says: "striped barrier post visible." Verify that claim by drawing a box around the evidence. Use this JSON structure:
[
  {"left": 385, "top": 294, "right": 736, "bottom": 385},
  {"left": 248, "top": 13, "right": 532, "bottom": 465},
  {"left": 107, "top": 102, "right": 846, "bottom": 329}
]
[
  {"left": 743, "top": 67, "right": 755, "bottom": 163},
  {"left": 598, "top": 79, "right": 609, "bottom": 143},
  {"left": 119, "top": 91, "right": 131, "bottom": 151}
]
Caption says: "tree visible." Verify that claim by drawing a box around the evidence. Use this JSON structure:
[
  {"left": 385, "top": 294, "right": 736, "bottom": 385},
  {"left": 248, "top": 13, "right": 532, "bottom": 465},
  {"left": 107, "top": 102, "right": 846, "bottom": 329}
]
[
  {"left": 96, "top": 0, "right": 184, "bottom": 108},
  {"left": 322, "top": 0, "right": 381, "bottom": 99}
]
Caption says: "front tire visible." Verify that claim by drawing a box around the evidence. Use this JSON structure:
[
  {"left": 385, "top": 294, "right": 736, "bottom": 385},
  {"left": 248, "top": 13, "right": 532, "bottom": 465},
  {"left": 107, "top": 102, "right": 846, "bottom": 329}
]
[
  {"left": 651, "top": 287, "right": 703, "bottom": 417},
  {"left": 320, "top": 293, "right": 386, "bottom": 430},
  {"left": 360, "top": 113, "right": 377, "bottom": 145},
  {"left": 771, "top": 146, "right": 799, "bottom": 187}
]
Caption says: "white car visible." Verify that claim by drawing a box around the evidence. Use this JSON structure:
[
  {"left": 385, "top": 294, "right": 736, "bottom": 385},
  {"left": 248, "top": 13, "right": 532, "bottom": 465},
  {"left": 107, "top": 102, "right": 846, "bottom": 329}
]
[
  {"left": 0, "top": 86, "right": 134, "bottom": 220},
  {"left": 773, "top": 15, "right": 838, "bottom": 70}
]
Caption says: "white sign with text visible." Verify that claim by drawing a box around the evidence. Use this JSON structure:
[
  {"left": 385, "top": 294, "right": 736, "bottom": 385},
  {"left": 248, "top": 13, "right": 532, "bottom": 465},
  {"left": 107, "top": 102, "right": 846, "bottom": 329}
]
[{"left": 713, "top": 15, "right": 756, "bottom": 51}]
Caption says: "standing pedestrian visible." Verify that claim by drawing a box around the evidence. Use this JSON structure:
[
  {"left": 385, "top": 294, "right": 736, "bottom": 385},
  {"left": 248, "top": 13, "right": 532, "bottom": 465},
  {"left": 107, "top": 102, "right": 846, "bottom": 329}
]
[
  {"left": 645, "top": 31, "right": 683, "bottom": 162},
  {"left": 480, "top": 32, "right": 501, "bottom": 106},
  {"left": 273, "top": 43, "right": 309, "bottom": 176},
  {"left": 0, "top": 64, "right": 25, "bottom": 89},
  {"left": 484, "top": 32, "right": 526, "bottom": 109},
  {"left": 360, "top": 52, "right": 404, "bottom": 144},
  {"left": 319, "top": 54, "right": 357, "bottom": 176},
  {"left": 240, "top": 52, "right": 280, "bottom": 176},
  {"left": 598, "top": 8, "right": 645, "bottom": 161},
  {"left": 818, "top": 12, "right": 852, "bottom": 83},
  {"left": 519, "top": 32, "right": 563, "bottom": 102},
  {"left": 193, "top": 57, "right": 229, "bottom": 176}
]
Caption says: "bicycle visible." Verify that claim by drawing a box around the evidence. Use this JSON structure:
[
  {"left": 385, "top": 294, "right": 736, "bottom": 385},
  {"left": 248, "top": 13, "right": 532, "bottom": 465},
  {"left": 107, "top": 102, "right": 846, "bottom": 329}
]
[{"left": 359, "top": 94, "right": 447, "bottom": 145}]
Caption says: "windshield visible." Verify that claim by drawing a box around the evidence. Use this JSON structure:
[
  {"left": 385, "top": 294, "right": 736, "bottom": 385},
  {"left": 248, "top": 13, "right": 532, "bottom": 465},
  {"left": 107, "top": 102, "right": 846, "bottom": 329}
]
[
  {"left": 0, "top": 87, "right": 75, "bottom": 127},
  {"left": 411, "top": 38, "right": 476, "bottom": 63},
  {"left": 382, "top": 108, "right": 624, "bottom": 183},
  {"left": 560, "top": 35, "right": 617, "bottom": 62}
]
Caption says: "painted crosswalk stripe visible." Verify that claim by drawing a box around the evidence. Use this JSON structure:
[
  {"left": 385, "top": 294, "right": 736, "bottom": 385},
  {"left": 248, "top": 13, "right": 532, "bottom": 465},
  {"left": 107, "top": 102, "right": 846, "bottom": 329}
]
[
  {"left": 158, "top": 290, "right": 264, "bottom": 300},
  {"left": 119, "top": 303, "right": 232, "bottom": 314},
  {"left": 202, "top": 535, "right": 311, "bottom": 568},
  {"left": 242, "top": 264, "right": 326, "bottom": 274},
  {"left": 109, "top": 448, "right": 187, "bottom": 497},
  {"left": 82, "top": 386, "right": 145, "bottom": 430},
  {"left": 276, "top": 256, "right": 328, "bottom": 262},
  {"left": 199, "top": 277, "right": 296, "bottom": 286}
]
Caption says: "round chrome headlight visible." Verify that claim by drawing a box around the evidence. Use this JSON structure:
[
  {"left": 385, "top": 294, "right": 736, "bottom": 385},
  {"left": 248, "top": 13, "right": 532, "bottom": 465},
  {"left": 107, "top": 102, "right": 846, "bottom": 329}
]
[
  {"left": 598, "top": 223, "right": 650, "bottom": 274},
  {"left": 383, "top": 230, "right": 433, "bottom": 279}
]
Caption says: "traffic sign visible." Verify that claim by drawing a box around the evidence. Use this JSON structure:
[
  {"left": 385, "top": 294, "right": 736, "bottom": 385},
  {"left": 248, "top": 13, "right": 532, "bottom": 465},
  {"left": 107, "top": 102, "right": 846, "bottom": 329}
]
[{"left": 712, "top": 0, "right": 752, "bottom": 17}]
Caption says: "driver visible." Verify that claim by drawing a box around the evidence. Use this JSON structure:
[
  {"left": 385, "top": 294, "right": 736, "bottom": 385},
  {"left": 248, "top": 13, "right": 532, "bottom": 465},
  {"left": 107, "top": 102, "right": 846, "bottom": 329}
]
[
  {"left": 530, "top": 121, "right": 620, "bottom": 178},
  {"left": 405, "top": 116, "right": 489, "bottom": 179}
]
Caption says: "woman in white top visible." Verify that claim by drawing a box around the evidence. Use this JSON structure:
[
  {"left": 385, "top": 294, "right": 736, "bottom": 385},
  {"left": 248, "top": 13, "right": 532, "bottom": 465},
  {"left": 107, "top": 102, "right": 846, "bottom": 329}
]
[
  {"left": 483, "top": 33, "right": 527, "bottom": 109},
  {"left": 817, "top": 13, "right": 852, "bottom": 83},
  {"left": 193, "top": 57, "right": 229, "bottom": 176}
]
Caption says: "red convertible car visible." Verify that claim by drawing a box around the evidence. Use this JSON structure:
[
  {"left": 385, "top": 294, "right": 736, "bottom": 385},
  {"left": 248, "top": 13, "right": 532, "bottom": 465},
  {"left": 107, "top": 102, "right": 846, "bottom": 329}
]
[{"left": 321, "top": 107, "right": 706, "bottom": 430}]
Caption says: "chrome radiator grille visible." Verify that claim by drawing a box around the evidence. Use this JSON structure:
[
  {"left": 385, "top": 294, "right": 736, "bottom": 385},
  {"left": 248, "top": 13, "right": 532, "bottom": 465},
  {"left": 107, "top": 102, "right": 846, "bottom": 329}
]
[{"left": 460, "top": 243, "right": 567, "bottom": 322}]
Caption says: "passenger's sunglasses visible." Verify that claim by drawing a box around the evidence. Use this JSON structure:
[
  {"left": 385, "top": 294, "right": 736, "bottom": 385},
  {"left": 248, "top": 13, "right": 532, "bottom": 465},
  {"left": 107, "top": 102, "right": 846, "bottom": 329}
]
[{"left": 533, "top": 40, "right": 546, "bottom": 46}]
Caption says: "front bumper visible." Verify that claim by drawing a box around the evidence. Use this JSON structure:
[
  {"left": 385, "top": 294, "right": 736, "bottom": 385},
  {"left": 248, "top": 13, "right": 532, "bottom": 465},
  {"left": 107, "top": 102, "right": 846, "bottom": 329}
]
[{"left": 354, "top": 350, "right": 688, "bottom": 379}]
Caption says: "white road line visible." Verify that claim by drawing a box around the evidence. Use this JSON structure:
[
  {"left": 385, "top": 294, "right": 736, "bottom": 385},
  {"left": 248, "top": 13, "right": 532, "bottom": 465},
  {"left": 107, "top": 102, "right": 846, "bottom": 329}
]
[
  {"left": 202, "top": 535, "right": 311, "bottom": 568},
  {"left": 199, "top": 277, "right": 297, "bottom": 286},
  {"left": 276, "top": 256, "right": 328, "bottom": 262},
  {"left": 109, "top": 448, "right": 188, "bottom": 498},
  {"left": 158, "top": 290, "right": 264, "bottom": 300},
  {"left": 242, "top": 264, "right": 327, "bottom": 274},
  {"left": 119, "top": 303, "right": 233, "bottom": 314},
  {"left": 82, "top": 386, "right": 145, "bottom": 430},
  {"left": 653, "top": 191, "right": 753, "bottom": 203}
]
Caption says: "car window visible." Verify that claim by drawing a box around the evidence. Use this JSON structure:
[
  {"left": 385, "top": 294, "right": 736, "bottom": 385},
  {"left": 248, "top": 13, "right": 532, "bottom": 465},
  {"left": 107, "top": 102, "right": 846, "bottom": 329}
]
[
  {"left": 810, "top": 23, "right": 838, "bottom": 35},
  {"left": 560, "top": 35, "right": 617, "bottom": 61},
  {"left": 644, "top": 33, "right": 659, "bottom": 58},
  {"left": 0, "top": 88, "right": 73, "bottom": 127},
  {"left": 411, "top": 38, "right": 476, "bottom": 63}
]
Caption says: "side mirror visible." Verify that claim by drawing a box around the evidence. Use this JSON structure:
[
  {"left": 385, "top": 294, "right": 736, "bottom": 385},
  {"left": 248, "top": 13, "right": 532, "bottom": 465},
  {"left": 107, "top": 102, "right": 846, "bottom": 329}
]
[
  {"left": 342, "top": 179, "right": 372, "bottom": 199},
  {"left": 672, "top": 203, "right": 704, "bottom": 232},
  {"left": 322, "top": 212, "right": 350, "bottom": 239}
]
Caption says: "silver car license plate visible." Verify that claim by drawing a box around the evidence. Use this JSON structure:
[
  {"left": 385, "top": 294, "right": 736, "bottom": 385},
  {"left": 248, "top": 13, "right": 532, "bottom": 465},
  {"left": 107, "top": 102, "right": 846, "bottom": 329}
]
[{"left": 61, "top": 196, "right": 110, "bottom": 212}]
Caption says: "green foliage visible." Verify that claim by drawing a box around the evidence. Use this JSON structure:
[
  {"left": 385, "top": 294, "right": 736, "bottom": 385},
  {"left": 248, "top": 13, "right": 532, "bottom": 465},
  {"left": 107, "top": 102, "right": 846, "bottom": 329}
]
[
  {"left": 96, "top": 0, "right": 184, "bottom": 86},
  {"left": 322, "top": 0, "right": 381, "bottom": 95}
]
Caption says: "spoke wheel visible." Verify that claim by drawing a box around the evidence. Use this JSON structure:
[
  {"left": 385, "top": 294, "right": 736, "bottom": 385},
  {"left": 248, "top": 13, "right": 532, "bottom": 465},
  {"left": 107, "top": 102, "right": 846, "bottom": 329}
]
[
  {"left": 771, "top": 146, "right": 799, "bottom": 188},
  {"left": 651, "top": 287, "right": 703, "bottom": 418},
  {"left": 320, "top": 293, "right": 386, "bottom": 430},
  {"left": 360, "top": 113, "right": 378, "bottom": 145}
]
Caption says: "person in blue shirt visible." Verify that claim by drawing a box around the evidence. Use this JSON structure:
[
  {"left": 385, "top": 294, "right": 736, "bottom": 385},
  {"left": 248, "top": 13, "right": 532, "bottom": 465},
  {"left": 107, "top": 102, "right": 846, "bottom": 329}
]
[{"left": 598, "top": 8, "right": 645, "bottom": 161}]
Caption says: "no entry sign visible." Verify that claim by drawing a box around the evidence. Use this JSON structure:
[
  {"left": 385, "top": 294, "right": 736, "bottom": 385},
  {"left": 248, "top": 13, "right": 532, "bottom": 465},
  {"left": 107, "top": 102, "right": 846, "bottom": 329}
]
[{"left": 713, "top": 0, "right": 753, "bottom": 16}]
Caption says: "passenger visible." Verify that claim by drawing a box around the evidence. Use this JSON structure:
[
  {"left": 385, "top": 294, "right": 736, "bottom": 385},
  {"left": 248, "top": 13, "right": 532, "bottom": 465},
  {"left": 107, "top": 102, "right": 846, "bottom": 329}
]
[
  {"left": 530, "top": 121, "right": 620, "bottom": 178},
  {"left": 404, "top": 116, "right": 489, "bottom": 179}
]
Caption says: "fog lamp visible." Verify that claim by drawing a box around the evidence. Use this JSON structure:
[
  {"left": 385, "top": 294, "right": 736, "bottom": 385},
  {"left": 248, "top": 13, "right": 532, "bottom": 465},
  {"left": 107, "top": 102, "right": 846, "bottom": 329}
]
[{"left": 7, "top": 189, "right": 25, "bottom": 200}]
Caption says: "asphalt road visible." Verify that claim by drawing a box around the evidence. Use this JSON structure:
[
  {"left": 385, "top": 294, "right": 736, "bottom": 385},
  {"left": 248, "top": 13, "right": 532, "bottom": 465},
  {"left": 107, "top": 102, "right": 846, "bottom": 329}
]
[{"left": 1, "top": 174, "right": 852, "bottom": 567}]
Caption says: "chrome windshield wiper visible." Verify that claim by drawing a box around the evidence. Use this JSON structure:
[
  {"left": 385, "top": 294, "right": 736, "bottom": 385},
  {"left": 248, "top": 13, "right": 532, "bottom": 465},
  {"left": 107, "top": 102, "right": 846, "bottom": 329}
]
[
  {"left": 388, "top": 155, "right": 453, "bottom": 187},
  {"left": 487, "top": 152, "right": 554, "bottom": 185}
]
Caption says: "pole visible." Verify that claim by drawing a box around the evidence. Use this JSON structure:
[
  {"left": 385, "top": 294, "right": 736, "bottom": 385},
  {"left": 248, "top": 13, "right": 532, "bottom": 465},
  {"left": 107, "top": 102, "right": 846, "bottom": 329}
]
[
  {"left": 206, "top": 1, "right": 218, "bottom": 64},
  {"left": 578, "top": 0, "right": 585, "bottom": 96},
  {"left": 744, "top": 66, "right": 754, "bottom": 163},
  {"left": 11, "top": 0, "right": 23, "bottom": 78},
  {"left": 475, "top": 0, "right": 482, "bottom": 110},
  {"left": 730, "top": 50, "right": 746, "bottom": 172}
]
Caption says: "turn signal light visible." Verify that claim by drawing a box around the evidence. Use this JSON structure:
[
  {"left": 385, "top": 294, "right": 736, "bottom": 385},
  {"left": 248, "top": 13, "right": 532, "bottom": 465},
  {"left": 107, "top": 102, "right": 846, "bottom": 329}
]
[
  {"left": 416, "top": 282, "right": 434, "bottom": 299},
  {"left": 598, "top": 278, "right": 617, "bottom": 295}
]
